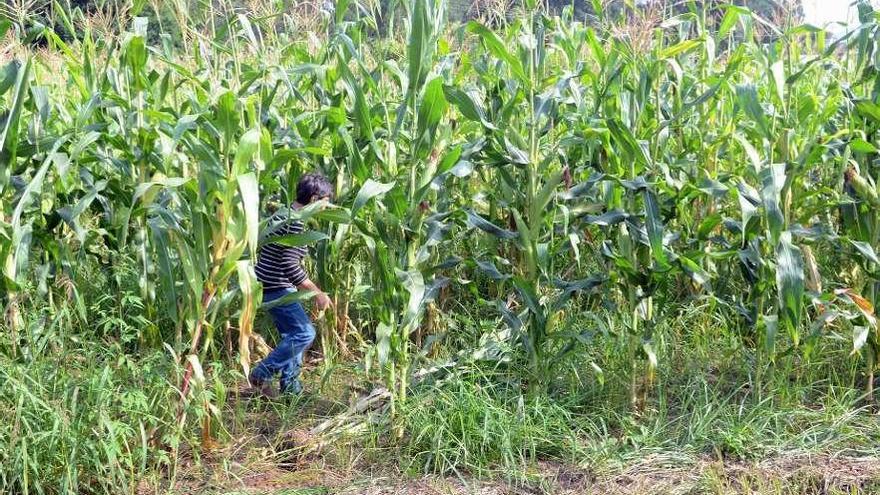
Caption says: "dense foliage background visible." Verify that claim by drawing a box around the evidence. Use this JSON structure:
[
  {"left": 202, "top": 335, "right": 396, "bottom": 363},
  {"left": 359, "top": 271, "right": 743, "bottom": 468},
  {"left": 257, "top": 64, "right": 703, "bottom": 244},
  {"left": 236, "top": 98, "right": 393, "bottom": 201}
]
[{"left": 14, "top": 1, "right": 805, "bottom": 40}]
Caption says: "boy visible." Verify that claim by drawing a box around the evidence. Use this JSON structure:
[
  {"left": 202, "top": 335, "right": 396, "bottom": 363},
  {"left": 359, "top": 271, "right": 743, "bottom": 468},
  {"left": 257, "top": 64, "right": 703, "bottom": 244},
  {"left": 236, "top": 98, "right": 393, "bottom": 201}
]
[{"left": 249, "top": 173, "right": 333, "bottom": 396}]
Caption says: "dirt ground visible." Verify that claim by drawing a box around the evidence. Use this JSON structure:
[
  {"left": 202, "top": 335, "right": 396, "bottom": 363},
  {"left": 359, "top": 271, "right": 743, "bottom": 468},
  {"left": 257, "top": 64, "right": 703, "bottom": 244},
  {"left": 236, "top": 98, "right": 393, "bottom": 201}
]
[{"left": 169, "top": 450, "right": 880, "bottom": 495}]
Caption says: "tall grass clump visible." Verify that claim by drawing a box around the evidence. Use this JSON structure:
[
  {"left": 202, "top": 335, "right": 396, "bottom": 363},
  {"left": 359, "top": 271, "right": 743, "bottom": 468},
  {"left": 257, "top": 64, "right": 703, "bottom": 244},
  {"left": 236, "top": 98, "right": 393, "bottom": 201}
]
[
  {"left": 399, "top": 374, "right": 583, "bottom": 476},
  {"left": 0, "top": 345, "right": 200, "bottom": 493}
]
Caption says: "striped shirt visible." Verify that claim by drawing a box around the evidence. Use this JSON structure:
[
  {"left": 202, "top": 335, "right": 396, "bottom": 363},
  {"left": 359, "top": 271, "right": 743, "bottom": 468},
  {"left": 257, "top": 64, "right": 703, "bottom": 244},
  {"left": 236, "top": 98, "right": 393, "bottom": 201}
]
[{"left": 255, "top": 214, "right": 309, "bottom": 290}]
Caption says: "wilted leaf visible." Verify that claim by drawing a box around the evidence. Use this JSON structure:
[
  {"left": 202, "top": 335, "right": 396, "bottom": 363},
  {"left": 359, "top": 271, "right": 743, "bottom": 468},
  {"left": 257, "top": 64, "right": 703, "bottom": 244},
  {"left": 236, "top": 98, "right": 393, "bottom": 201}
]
[
  {"left": 679, "top": 256, "right": 711, "bottom": 288},
  {"left": 835, "top": 289, "right": 877, "bottom": 330},
  {"left": 237, "top": 261, "right": 258, "bottom": 377},
  {"left": 642, "top": 342, "right": 658, "bottom": 369}
]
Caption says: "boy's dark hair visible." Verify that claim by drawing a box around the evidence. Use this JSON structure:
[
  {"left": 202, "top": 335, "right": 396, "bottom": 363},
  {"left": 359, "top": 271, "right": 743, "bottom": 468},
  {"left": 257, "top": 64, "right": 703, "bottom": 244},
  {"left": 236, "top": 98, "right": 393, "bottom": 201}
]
[{"left": 296, "top": 173, "right": 333, "bottom": 205}]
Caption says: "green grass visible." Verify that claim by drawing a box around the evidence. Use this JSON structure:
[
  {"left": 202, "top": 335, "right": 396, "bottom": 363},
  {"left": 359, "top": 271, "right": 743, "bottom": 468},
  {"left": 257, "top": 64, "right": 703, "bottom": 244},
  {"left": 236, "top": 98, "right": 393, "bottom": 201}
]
[
  {"left": 365, "top": 303, "right": 880, "bottom": 484},
  {"left": 0, "top": 345, "right": 183, "bottom": 493},
  {"left": 2, "top": 303, "right": 879, "bottom": 493},
  {"left": 399, "top": 375, "right": 581, "bottom": 476}
]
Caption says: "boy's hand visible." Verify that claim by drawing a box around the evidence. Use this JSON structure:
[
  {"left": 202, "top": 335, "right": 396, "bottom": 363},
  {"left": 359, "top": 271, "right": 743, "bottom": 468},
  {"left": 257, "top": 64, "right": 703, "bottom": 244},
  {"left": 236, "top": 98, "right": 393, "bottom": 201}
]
[
  {"left": 315, "top": 292, "right": 332, "bottom": 312},
  {"left": 297, "top": 279, "right": 333, "bottom": 313}
]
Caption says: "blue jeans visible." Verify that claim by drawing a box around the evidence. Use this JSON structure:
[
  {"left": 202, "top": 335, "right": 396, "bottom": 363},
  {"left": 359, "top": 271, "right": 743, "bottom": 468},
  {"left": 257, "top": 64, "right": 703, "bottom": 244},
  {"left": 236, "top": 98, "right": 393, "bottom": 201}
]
[{"left": 250, "top": 288, "right": 316, "bottom": 394}]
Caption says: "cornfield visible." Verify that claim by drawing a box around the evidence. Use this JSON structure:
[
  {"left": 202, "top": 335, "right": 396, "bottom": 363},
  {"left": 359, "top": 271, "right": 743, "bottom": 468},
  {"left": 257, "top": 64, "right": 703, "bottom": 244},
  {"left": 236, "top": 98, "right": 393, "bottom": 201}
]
[{"left": 3, "top": 0, "right": 880, "bottom": 492}]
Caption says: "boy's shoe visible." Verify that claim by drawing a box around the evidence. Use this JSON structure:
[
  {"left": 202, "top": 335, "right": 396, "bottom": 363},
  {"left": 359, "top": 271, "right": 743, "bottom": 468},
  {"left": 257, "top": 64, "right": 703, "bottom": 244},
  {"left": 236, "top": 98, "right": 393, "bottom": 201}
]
[
  {"left": 249, "top": 372, "right": 279, "bottom": 399},
  {"left": 256, "top": 382, "right": 279, "bottom": 399},
  {"left": 279, "top": 379, "right": 303, "bottom": 396}
]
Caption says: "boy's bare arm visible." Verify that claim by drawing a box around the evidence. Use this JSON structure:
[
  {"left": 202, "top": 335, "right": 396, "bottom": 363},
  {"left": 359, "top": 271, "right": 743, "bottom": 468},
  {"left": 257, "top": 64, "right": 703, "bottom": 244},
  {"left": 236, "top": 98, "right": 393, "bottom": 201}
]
[{"left": 296, "top": 278, "right": 332, "bottom": 311}]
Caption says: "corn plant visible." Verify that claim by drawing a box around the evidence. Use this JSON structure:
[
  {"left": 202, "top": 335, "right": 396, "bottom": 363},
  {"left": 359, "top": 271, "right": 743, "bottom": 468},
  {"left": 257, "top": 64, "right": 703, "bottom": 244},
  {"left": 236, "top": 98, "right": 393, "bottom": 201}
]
[{"left": 343, "top": 0, "right": 460, "bottom": 407}]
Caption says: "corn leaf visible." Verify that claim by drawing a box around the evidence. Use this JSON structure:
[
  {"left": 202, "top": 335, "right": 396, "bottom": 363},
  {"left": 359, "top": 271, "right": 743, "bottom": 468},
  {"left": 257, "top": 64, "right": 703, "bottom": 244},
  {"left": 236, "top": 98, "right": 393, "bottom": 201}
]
[
  {"left": 736, "top": 84, "right": 770, "bottom": 138},
  {"left": 659, "top": 39, "right": 702, "bottom": 59},
  {"left": 643, "top": 189, "right": 669, "bottom": 269},
  {"left": 443, "top": 86, "right": 496, "bottom": 129},
  {"left": 760, "top": 163, "right": 786, "bottom": 242},
  {"left": 233, "top": 128, "right": 262, "bottom": 176},
  {"left": 407, "top": 0, "right": 431, "bottom": 96},
  {"left": 0, "top": 58, "right": 31, "bottom": 184},
  {"left": 467, "top": 22, "right": 527, "bottom": 83},
  {"left": 585, "top": 210, "right": 630, "bottom": 226},
  {"left": 353, "top": 180, "right": 395, "bottom": 215},
  {"left": 776, "top": 232, "right": 804, "bottom": 345},
  {"left": 263, "top": 231, "right": 329, "bottom": 248},
  {"left": 850, "top": 240, "right": 880, "bottom": 266},
  {"left": 465, "top": 209, "right": 517, "bottom": 240},
  {"left": 850, "top": 139, "right": 878, "bottom": 154},
  {"left": 397, "top": 268, "right": 426, "bottom": 331},
  {"left": 237, "top": 172, "right": 259, "bottom": 258}
]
